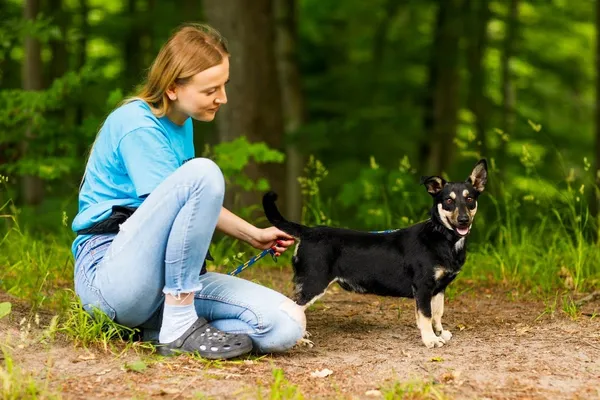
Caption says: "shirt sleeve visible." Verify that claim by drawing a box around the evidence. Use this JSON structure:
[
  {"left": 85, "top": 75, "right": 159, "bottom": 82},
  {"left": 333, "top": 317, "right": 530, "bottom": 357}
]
[{"left": 117, "top": 128, "right": 180, "bottom": 198}]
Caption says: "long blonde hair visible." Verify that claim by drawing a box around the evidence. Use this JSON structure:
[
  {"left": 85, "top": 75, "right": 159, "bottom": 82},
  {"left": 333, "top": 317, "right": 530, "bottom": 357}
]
[{"left": 124, "top": 22, "right": 229, "bottom": 116}]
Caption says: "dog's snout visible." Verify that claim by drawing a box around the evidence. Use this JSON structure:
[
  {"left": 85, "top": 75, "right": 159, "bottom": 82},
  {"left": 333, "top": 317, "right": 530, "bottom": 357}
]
[{"left": 457, "top": 215, "right": 470, "bottom": 225}]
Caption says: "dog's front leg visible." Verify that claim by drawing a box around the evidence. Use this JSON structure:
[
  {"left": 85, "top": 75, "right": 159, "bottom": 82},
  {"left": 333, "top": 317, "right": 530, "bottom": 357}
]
[
  {"left": 431, "top": 291, "right": 452, "bottom": 342},
  {"left": 415, "top": 290, "right": 446, "bottom": 348}
]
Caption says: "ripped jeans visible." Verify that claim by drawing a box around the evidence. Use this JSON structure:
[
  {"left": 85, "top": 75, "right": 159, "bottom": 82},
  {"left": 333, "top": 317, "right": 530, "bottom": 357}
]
[{"left": 73, "top": 158, "right": 306, "bottom": 353}]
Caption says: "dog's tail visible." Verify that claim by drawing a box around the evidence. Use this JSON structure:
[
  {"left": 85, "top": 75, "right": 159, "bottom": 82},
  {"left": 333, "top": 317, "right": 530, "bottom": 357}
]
[{"left": 262, "top": 191, "right": 307, "bottom": 237}]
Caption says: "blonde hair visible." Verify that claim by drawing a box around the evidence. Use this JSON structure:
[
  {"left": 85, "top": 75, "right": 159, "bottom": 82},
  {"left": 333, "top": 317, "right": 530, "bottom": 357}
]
[{"left": 124, "top": 22, "right": 229, "bottom": 117}]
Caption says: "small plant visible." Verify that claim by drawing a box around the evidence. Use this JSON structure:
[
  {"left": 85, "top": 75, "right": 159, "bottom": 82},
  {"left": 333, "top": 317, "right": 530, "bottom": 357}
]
[
  {"left": 58, "top": 300, "right": 144, "bottom": 353},
  {"left": 561, "top": 295, "right": 580, "bottom": 320},
  {"left": 0, "top": 302, "right": 11, "bottom": 319},
  {"left": 0, "top": 346, "right": 59, "bottom": 400},
  {"left": 536, "top": 291, "right": 559, "bottom": 321},
  {"left": 298, "top": 155, "right": 332, "bottom": 227},
  {"left": 381, "top": 379, "right": 448, "bottom": 400},
  {"left": 256, "top": 368, "right": 304, "bottom": 400}
]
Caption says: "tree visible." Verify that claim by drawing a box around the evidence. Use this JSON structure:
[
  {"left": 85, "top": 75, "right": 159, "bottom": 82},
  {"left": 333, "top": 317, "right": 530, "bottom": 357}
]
[
  {"left": 593, "top": 0, "right": 600, "bottom": 239},
  {"left": 203, "top": 0, "right": 286, "bottom": 211},
  {"left": 420, "top": 0, "right": 465, "bottom": 176},
  {"left": 22, "top": 0, "right": 45, "bottom": 205},
  {"left": 466, "top": 0, "right": 491, "bottom": 159},
  {"left": 499, "top": 0, "right": 519, "bottom": 185},
  {"left": 274, "top": 0, "right": 305, "bottom": 221}
]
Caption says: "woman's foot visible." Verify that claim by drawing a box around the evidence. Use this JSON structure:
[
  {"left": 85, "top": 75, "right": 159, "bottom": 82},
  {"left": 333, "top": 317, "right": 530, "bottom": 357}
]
[{"left": 156, "top": 317, "right": 253, "bottom": 359}]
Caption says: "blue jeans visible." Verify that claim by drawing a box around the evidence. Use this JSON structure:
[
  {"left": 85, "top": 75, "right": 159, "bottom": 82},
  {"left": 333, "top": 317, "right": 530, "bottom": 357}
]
[{"left": 73, "top": 158, "right": 306, "bottom": 353}]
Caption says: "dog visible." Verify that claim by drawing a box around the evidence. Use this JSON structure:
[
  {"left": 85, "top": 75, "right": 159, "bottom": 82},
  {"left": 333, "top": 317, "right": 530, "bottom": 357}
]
[{"left": 262, "top": 159, "right": 488, "bottom": 348}]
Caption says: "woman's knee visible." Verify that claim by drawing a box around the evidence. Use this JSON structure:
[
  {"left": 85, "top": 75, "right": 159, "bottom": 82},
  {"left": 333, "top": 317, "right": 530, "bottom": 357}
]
[
  {"left": 181, "top": 158, "right": 225, "bottom": 199},
  {"left": 256, "top": 299, "right": 306, "bottom": 353}
]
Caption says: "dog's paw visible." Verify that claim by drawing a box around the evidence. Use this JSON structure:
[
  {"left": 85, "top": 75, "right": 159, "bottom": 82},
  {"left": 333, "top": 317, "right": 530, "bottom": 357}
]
[
  {"left": 296, "top": 338, "right": 314, "bottom": 348},
  {"left": 422, "top": 333, "right": 445, "bottom": 348},
  {"left": 439, "top": 329, "right": 452, "bottom": 341},
  {"left": 303, "top": 330, "right": 312, "bottom": 338}
]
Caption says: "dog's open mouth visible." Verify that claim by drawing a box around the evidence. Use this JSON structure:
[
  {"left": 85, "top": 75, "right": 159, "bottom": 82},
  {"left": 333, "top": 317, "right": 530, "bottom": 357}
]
[{"left": 454, "top": 226, "right": 470, "bottom": 236}]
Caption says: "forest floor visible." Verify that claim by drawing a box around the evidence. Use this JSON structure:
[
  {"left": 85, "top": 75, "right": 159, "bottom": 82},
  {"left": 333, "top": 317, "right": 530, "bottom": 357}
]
[{"left": 1, "top": 266, "right": 599, "bottom": 399}]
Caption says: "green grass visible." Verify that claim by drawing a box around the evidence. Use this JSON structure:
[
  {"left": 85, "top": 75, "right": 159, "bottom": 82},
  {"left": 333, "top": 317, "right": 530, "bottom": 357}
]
[
  {"left": 1, "top": 154, "right": 599, "bottom": 354},
  {"left": 0, "top": 346, "right": 60, "bottom": 400},
  {"left": 381, "top": 379, "right": 449, "bottom": 400}
]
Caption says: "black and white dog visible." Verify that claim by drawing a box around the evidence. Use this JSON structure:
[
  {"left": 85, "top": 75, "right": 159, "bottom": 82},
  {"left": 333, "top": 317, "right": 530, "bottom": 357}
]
[{"left": 262, "top": 159, "right": 488, "bottom": 348}]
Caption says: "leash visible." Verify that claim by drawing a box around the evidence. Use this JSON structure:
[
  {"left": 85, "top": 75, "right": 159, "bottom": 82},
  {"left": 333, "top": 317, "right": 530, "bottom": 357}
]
[
  {"left": 228, "top": 248, "right": 278, "bottom": 276},
  {"left": 227, "top": 228, "right": 399, "bottom": 276}
]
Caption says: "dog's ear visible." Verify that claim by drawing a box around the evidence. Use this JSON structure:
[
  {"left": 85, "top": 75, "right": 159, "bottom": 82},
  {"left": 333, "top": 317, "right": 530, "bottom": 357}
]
[
  {"left": 420, "top": 176, "right": 447, "bottom": 196},
  {"left": 467, "top": 159, "right": 488, "bottom": 193}
]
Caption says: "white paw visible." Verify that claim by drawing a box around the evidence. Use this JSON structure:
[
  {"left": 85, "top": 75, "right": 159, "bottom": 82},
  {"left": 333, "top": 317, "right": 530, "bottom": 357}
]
[
  {"left": 296, "top": 338, "right": 314, "bottom": 348},
  {"left": 422, "top": 333, "right": 445, "bottom": 348},
  {"left": 439, "top": 330, "right": 452, "bottom": 341},
  {"left": 303, "top": 330, "right": 312, "bottom": 338}
]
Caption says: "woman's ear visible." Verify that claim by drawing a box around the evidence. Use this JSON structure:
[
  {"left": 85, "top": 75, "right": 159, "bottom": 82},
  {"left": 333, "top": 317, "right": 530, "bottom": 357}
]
[{"left": 166, "top": 84, "right": 178, "bottom": 101}]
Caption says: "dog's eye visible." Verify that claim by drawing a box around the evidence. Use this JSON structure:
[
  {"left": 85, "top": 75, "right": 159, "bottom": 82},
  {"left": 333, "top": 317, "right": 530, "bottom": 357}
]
[
  {"left": 445, "top": 198, "right": 454, "bottom": 205},
  {"left": 466, "top": 197, "right": 474, "bottom": 203}
]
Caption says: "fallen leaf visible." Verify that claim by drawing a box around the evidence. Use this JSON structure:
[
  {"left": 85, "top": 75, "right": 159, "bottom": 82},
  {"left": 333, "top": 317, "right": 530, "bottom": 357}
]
[
  {"left": 365, "top": 389, "right": 382, "bottom": 397},
  {"left": 310, "top": 368, "right": 333, "bottom": 378},
  {"left": 0, "top": 302, "right": 11, "bottom": 320},
  {"left": 95, "top": 369, "right": 112, "bottom": 376},
  {"left": 430, "top": 356, "right": 444, "bottom": 362},
  {"left": 124, "top": 360, "right": 147, "bottom": 373},
  {"left": 77, "top": 353, "right": 96, "bottom": 361},
  {"left": 440, "top": 372, "right": 456, "bottom": 383}
]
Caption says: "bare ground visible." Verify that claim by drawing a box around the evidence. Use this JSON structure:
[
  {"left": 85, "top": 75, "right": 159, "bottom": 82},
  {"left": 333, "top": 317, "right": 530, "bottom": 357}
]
[{"left": 1, "top": 266, "right": 599, "bottom": 400}]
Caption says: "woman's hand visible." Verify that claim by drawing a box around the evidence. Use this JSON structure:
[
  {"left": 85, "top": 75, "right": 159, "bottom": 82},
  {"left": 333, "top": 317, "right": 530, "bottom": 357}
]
[{"left": 248, "top": 226, "right": 295, "bottom": 257}]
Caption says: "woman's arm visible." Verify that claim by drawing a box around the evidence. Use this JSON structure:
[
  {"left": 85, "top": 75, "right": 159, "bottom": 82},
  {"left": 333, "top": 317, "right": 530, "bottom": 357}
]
[{"left": 216, "top": 207, "right": 294, "bottom": 255}]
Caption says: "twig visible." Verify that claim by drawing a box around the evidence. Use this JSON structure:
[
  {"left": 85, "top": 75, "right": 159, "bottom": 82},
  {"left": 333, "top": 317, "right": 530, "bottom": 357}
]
[{"left": 575, "top": 291, "right": 600, "bottom": 307}]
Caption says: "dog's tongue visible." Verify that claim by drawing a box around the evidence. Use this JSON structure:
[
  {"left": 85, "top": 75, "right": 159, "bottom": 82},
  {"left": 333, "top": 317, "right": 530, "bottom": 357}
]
[{"left": 456, "top": 227, "right": 469, "bottom": 236}]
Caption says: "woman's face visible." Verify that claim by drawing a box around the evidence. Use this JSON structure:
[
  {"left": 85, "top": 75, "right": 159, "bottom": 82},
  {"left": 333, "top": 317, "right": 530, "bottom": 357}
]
[{"left": 167, "top": 57, "right": 229, "bottom": 124}]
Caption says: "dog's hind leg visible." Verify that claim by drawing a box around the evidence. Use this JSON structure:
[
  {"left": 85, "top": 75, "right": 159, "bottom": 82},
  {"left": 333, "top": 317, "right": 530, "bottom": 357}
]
[
  {"left": 414, "top": 289, "right": 446, "bottom": 348},
  {"left": 431, "top": 291, "right": 452, "bottom": 342}
]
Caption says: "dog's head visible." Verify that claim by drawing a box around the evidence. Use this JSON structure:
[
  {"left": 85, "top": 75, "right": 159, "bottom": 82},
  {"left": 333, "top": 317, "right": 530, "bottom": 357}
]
[{"left": 420, "top": 159, "right": 488, "bottom": 237}]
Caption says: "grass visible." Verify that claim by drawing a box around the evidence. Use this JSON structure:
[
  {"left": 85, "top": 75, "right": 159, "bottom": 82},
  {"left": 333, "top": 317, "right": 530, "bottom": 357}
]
[
  {"left": 0, "top": 346, "right": 60, "bottom": 400},
  {"left": 381, "top": 379, "right": 449, "bottom": 400},
  {"left": 0, "top": 155, "right": 599, "bottom": 399}
]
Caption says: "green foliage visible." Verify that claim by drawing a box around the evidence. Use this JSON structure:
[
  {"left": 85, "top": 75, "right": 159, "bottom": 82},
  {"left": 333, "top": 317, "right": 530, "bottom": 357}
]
[
  {"left": 0, "top": 346, "right": 59, "bottom": 400},
  {"left": 206, "top": 136, "right": 285, "bottom": 192},
  {"left": 0, "top": 66, "right": 103, "bottom": 180},
  {"left": 0, "top": 302, "right": 11, "bottom": 319},
  {"left": 381, "top": 379, "right": 448, "bottom": 400},
  {"left": 58, "top": 300, "right": 144, "bottom": 353},
  {"left": 0, "top": 214, "right": 73, "bottom": 312},
  {"left": 266, "top": 368, "right": 303, "bottom": 400}
]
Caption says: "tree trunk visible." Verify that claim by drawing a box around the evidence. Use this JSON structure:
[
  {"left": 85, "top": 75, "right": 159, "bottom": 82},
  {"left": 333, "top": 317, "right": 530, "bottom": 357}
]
[
  {"left": 273, "top": 0, "right": 304, "bottom": 221},
  {"left": 499, "top": 0, "right": 519, "bottom": 186},
  {"left": 592, "top": 0, "right": 600, "bottom": 241},
  {"left": 48, "top": 0, "right": 68, "bottom": 83},
  {"left": 75, "top": 0, "right": 88, "bottom": 128},
  {"left": 466, "top": 0, "right": 490, "bottom": 158},
  {"left": 420, "top": 0, "right": 464, "bottom": 176},
  {"left": 123, "top": 0, "right": 141, "bottom": 93},
  {"left": 203, "top": 0, "right": 286, "bottom": 212},
  {"left": 21, "top": 0, "right": 45, "bottom": 205}
]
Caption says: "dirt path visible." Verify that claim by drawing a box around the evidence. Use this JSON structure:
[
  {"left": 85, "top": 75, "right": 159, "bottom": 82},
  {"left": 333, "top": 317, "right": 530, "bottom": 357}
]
[{"left": 1, "top": 267, "right": 599, "bottom": 399}]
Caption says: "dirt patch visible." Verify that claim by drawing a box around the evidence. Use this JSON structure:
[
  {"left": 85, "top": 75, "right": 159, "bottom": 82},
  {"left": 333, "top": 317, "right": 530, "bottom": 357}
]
[{"left": 1, "top": 267, "right": 599, "bottom": 399}]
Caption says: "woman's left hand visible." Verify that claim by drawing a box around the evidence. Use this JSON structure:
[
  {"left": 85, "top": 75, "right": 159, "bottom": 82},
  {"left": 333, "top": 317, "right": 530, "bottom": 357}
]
[{"left": 249, "top": 227, "right": 295, "bottom": 257}]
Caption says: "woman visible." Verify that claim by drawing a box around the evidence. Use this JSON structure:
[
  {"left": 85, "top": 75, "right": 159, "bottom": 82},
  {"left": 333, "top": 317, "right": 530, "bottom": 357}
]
[{"left": 71, "top": 23, "right": 306, "bottom": 359}]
